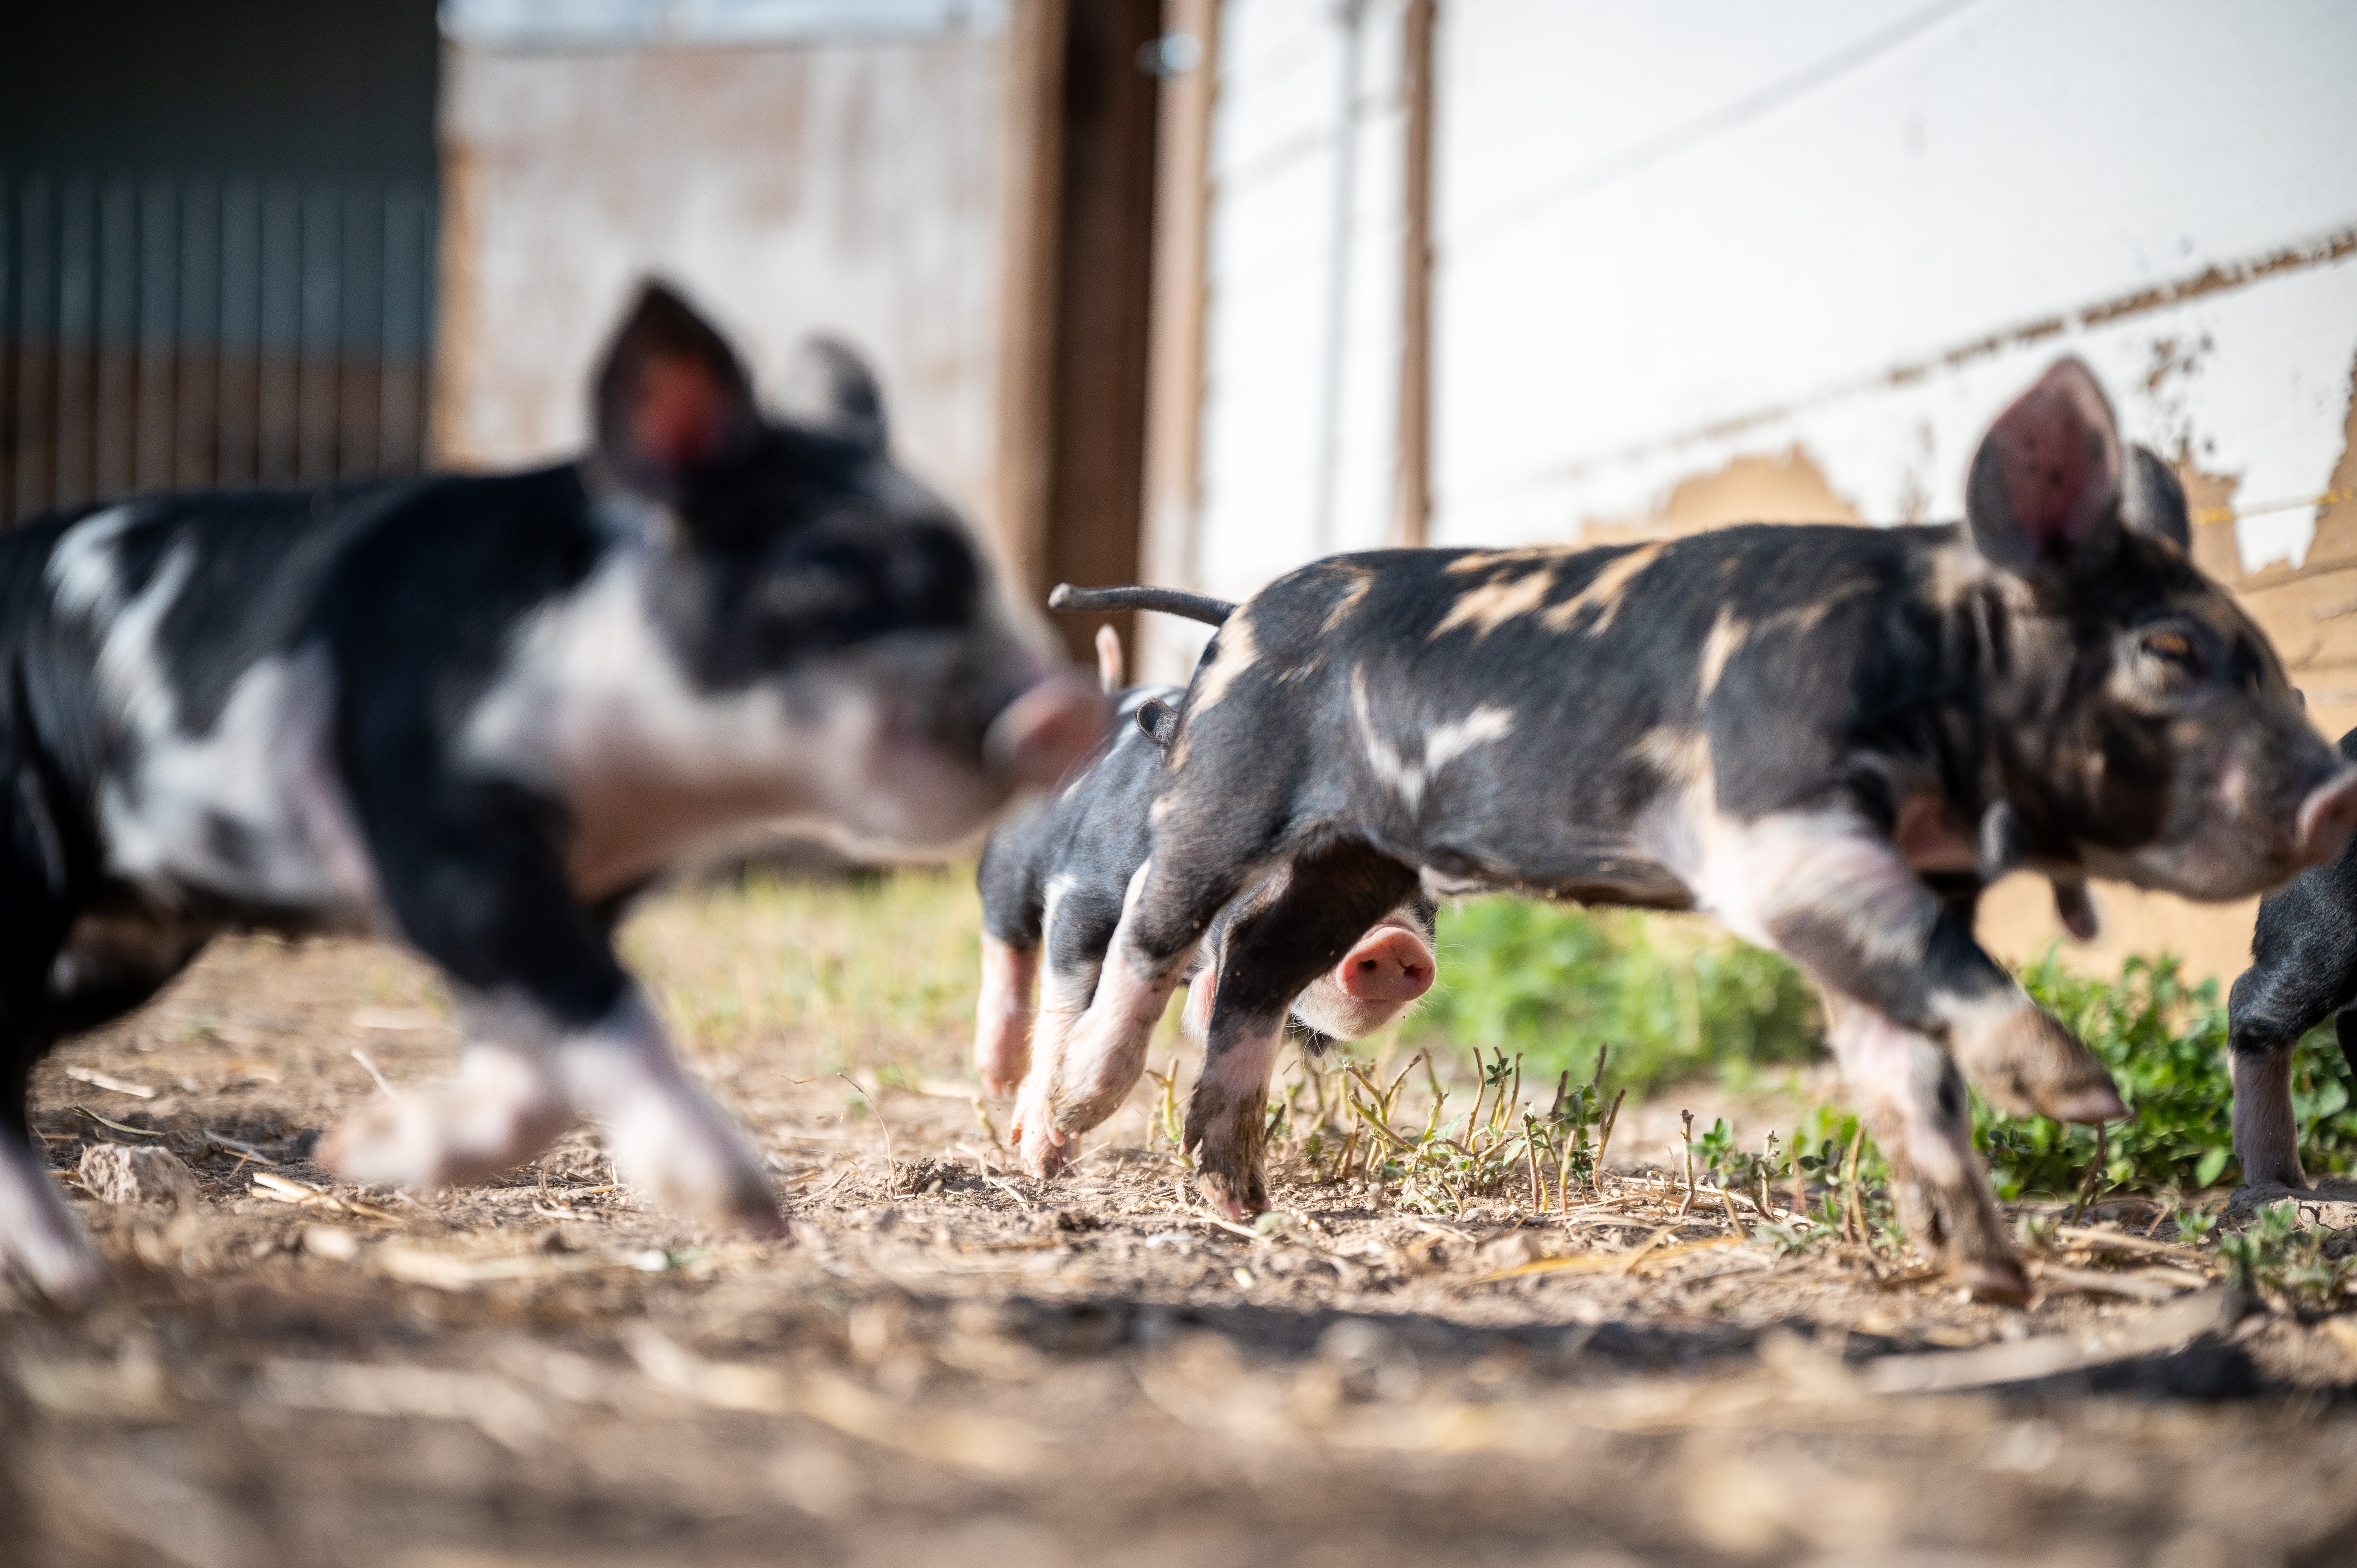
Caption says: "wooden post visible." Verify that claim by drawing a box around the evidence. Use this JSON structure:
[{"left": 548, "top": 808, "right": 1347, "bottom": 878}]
[
  {"left": 1396, "top": 0, "right": 1436, "bottom": 548},
  {"left": 1135, "top": 0, "right": 1220, "bottom": 683},
  {"left": 995, "top": 0, "right": 1164, "bottom": 664},
  {"left": 993, "top": 0, "right": 1071, "bottom": 604}
]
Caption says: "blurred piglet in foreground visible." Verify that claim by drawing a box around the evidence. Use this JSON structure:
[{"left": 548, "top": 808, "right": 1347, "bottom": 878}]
[
  {"left": 975, "top": 618, "right": 1435, "bottom": 1160},
  {"left": 0, "top": 282, "right": 1105, "bottom": 1304},
  {"left": 1043, "top": 358, "right": 2357, "bottom": 1300}
]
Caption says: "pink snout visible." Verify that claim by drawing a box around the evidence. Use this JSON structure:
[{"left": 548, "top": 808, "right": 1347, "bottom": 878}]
[
  {"left": 1337, "top": 926, "right": 1435, "bottom": 1004},
  {"left": 2297, "top": 766, "right": 2357, "bottom": 870},
  {"left": 986, "top": 671, "right": 1109, "bottom": 788}
]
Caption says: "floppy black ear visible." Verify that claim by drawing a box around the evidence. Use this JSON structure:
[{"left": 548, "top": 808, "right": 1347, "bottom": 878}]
[
  {"left": 592, "top": 281, "right": 758, "bottom": 498},
  {"left": 2120, "top": 445, "right": 2191, "bottom": 552},
  {"left": 781, "top": 336, "right": 888, "bottom": 453},
  {"left": 1136, "top": 698, "right": 1180, "bottom": 750},
  {"left": 1963, "top": 357, "right": 2125, "bottom": 577}
]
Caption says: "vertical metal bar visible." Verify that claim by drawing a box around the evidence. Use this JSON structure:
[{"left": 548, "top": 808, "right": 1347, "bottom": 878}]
[
  {"left": 136, "top": 178, "right": 179, "bottom": 492},
  {"left": 1311, "top": 0, "right": 1368, "bottom": 557},
  {"left": 382, "top": 182, "right": 431, "bottom": 474},
  {"left": 298, "top": 182, "right": 338, "bottom": 484},
  {"left": 1395, "top": 0, "right": 1436, "bottom": 548},
  {"left": 258, "top": 180, "right": 298, "bottom": 486},
  {"left": 176, "top": 177, "right": 220, "bottom": 490},
  {"left": 221, "top": 178, "right": 259, "bottom": 487},
  {"left": 414, "top": 184, "right": 436, "bottom": 471},
  {"left": 95, "top": 177, "right": 137, "bottom": 500},
  {"left": 56, "top": 176, "right": 95, "bottom": 510},
  {"left": 0, "top": 171, "right": 14, "bottom": 526},
  {"left": 16, "top": 177, "right": 56, "bottom": 519},
  {"left": 340, "top": 182, "right": 381, "bottom": 479}
]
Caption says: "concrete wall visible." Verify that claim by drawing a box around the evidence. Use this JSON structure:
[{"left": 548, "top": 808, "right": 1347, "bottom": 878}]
[
  {"left": 1186, "top": 0, "right": 2357, "bottom": 981},
  {"left": 434, "top": 32, "right": 1007, "bottom": 546}
]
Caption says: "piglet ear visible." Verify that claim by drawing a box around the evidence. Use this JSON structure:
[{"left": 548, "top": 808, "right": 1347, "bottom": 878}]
[
  {"left": 1136, "top": 698, "right": 1180, "bottom": 750},
  {"left": 780, "top": 336, "right": 889, "bottom": 453},
  {"left": 592, "top": 281, "right": 758, "bottom": 497},
  {"left": 2120, "top": 445, "right": 2191, "bottom": 551},
  {"left": 1964, "top": 358, "right": 2124, "bottom": 576}
]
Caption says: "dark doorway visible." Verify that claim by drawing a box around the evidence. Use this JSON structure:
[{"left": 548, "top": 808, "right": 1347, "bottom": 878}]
[{"left": 0, "top": 1, "right": 441, "bottom": 525}]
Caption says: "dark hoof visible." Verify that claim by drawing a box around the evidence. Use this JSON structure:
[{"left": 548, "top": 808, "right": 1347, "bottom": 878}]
[
  {"left": 1956, "top": 1257, "right": 2031, "bottom": 1305},
  {"left": 1193, "top": 1167, "right": 1268, "bottom": 1223}
]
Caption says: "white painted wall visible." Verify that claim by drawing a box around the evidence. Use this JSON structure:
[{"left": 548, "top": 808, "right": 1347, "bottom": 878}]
[
  {"left": 435, "top": 30, "right": 1007, "bottom": 544},
  {"left": 1429, "top": 0, "right": 2357, "bottom": 570},
  {"left": 1189, "top": 0, "right": 2357, "bottom": 606},
  {"left": 1182, "top": 0, "right": 1408, "bottom": 674}
]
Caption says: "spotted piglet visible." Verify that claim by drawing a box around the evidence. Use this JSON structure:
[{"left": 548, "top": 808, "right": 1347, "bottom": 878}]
[
  {"left": 1041, "top": 358, "right": 2357, "bottom": 1301},
  {"left": 975, "top": 616, "right": 1436, "bottom": 1168},
  {"left": 0, "top": 282, "right": 1105, "bottom": 1304}
]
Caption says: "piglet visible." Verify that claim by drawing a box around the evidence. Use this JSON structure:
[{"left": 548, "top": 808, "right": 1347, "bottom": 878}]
[
  {"left": 0, "top": 281, "right": 1104, "bottom": 1304},
  {"left": 976, "top": 631, "right": 1435, "bottom": 1169},
  {"left": 1038, "top": 358, "right": 2357, "bottom": 1300}
]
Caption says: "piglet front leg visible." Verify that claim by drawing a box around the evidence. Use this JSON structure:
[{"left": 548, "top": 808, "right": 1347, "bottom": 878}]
[{"left": 1825, "top": 994, "right": 2023, "bottom": 1302}]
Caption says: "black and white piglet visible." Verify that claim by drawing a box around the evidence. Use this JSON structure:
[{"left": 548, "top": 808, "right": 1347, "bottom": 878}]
[
  {"left": 1039, "top": 358, "right": 2357, "bottom": 1300},
  {"left": 0, "top": 282, "right": 1104, "bottom": 1303},
  {"left": 976, "top": 635, "right": 1435, "bottom": 1169},
  {"left": 2228, "top": 724, "right": 2357, "bottom": 1189}
]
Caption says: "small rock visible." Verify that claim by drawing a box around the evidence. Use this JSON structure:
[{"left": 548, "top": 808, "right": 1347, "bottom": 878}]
[
  {"left": 301, "top": 1225, "right": 361, "bottom": 1262},
  {"left": 1477, "top": 1230, "right": 1545, "bottom": 1270},
  {"left": 78, "top": 1144, "right": 198, "bottom": 1208}
]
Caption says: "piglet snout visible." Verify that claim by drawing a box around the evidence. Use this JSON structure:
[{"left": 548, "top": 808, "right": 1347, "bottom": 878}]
[
  {"left": 986, "top": 670, "right": 1109, "bottom": 787},
  {"left": 2296, "top": 766, "right": 2357, "bottom": 870},
  {"left": 1338, "top": 927, "right": 1435, "bottom": 1004}
]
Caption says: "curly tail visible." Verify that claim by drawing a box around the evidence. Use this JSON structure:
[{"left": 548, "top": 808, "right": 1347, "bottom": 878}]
[{"left": 1048, "top": 583, "right": 1236, "bottom": 627}]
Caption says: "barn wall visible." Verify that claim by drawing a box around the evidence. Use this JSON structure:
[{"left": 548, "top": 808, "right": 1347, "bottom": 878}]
[
  {"left": 434, "top": 34, "right": 1008, "bottom": 547},
  {"left": 1161, "top": 0, "right": 1412, "bottom": 680},
  {"left": 1187, "top": 0, "right": 2357, "bottom": 981}
]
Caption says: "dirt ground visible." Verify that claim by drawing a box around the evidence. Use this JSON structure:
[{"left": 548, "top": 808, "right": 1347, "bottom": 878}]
[{"left": 7, "top": 877, "right": 2357, "bottom": 1568}]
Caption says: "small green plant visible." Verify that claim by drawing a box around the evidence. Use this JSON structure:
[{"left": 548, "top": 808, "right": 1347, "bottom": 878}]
[
  {"left": 1407, "top": 899, "right": 1820, "bottom": 1095},
  {"left": 1755, "top": 1220, "right": 1826, "bottom": 1257},
  {"left": 1979, "top": 950, "right": 2357, "bottom": 1199},
  {"left": 2215, "top": 1200, "right": 2355, "bottom": 1307},
  {"left": 1785, "top": 1108, "right": 1903, "bottom": 1256}
]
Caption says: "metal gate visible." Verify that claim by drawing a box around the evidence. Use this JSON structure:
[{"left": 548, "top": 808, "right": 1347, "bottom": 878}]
[{"left": 0, "top": 172, "right": 435, "bottom": 527}]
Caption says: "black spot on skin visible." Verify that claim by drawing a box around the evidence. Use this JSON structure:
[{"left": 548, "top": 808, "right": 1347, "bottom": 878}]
[{"left": 203, "top": 811, "right": 259, "bottom": 873}]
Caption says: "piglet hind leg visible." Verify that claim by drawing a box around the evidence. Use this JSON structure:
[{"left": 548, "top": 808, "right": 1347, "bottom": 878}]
[
  {"left": 1182, "top": 844, "right": 1420, "bottom": 1220},
  {"left": 560, "top": 988, "right": 783, "bottom": 1234},
  {"left": 973, "top": 934, "right": 1037, "bottom": 1097},
  {"left": 1011, "top": 886, "right": 1124, "bottom": 1177},
  {"left": 1828, "top": 995, "right": 2024, "bottom": 1302},
  {"left": 1028, "top": 865, "right": 1202, "bottom": 1176}
]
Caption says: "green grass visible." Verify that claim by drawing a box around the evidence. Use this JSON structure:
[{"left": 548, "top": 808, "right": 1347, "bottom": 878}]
[
  {"left": 1988, "top": 948, "right": 2357, "bottom": 1198},
  {"left": 1405, "top": 896, "right": 1822, "bottom": 1095},
  {"left": 621, "top": 865, "right": 984, "bottom": 1080}
]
